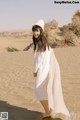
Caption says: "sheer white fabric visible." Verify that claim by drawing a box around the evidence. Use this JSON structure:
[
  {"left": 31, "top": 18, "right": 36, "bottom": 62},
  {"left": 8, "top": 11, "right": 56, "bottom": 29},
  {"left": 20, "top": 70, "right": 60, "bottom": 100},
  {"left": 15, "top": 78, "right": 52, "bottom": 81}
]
[{"left": 33, "top": 46, "right": 70, "bottom": 118}]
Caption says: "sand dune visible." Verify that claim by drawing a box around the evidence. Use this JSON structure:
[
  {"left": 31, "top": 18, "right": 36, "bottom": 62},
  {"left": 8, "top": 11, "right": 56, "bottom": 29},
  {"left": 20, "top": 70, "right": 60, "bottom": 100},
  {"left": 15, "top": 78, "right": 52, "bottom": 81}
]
[{"left": 0, "top": 35, "right": 80, "bottom": 120}]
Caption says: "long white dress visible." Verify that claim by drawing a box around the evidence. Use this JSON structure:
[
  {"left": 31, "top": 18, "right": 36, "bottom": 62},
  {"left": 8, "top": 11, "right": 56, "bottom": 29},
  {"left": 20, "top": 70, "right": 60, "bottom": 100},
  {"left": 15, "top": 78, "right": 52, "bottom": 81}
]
[{"left": 33, "top": 45, "right": 70, "bottom": 118}]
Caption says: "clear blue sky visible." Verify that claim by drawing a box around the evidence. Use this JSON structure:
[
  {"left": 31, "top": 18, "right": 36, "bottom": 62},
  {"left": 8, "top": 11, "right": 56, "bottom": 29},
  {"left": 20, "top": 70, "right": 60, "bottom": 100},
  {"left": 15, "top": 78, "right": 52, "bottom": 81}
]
[{"left": 0, "top": 0, "right": 79, "bottom": 31}]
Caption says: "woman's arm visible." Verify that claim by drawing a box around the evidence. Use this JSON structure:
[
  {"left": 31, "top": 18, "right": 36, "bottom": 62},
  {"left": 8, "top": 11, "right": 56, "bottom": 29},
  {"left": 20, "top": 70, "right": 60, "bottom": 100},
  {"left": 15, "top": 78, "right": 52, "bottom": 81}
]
[{"left": 33, "top": 51, "right": 44, "bottom": 77}]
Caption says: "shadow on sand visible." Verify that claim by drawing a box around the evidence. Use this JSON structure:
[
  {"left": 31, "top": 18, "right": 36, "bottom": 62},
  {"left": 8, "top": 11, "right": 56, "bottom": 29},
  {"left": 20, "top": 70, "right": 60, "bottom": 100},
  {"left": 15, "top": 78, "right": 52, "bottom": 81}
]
[{"left": 0, "top": 100, "right": 41, "bottom": 120}]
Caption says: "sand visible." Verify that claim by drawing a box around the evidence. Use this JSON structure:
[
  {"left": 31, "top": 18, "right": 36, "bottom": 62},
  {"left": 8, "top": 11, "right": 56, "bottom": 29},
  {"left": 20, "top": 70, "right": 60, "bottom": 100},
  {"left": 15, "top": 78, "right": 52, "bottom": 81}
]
[{"left": 0, "top": 35, "right": 80, "bottom": 120}]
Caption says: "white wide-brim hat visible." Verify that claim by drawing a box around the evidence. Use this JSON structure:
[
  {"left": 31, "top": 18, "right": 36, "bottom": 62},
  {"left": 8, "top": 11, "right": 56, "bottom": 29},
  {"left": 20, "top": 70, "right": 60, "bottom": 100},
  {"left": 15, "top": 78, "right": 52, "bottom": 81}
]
[{"left": 34, "top": 19, "right": 44, "bottom": 31}]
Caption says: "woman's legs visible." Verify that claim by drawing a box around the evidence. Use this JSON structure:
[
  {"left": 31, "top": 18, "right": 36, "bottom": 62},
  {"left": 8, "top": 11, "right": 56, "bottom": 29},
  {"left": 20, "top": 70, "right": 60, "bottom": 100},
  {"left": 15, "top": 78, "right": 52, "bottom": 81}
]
[{"left": 40, "top": 100, "right": 52, "bottom": 114}]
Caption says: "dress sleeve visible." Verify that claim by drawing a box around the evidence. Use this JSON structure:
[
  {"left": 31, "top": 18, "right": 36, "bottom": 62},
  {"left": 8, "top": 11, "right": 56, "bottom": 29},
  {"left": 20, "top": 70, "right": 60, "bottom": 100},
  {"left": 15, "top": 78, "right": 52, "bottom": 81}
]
[{"left": 33, "top": 51, "right": 44, "bottom": 73}]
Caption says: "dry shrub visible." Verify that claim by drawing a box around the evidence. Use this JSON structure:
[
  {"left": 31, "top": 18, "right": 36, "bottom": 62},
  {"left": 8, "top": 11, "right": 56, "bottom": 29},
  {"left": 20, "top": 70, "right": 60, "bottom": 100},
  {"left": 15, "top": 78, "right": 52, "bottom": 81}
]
[{"left": 6, "top": 47, "right": 19, "bottom": 52}]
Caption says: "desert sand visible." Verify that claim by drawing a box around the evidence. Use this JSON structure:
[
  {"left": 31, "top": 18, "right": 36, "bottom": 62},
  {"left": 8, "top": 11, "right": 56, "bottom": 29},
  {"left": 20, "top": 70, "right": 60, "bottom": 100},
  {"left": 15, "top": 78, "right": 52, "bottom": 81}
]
[{"left": 0, "top": 35, "right": 80, "bottom": 120}]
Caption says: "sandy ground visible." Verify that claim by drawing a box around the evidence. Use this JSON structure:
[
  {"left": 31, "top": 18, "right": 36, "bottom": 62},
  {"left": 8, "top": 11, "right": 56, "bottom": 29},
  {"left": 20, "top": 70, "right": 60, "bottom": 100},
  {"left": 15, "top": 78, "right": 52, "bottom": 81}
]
[{"left": 0, "top": 36, "right": 80, "bottom": 120}]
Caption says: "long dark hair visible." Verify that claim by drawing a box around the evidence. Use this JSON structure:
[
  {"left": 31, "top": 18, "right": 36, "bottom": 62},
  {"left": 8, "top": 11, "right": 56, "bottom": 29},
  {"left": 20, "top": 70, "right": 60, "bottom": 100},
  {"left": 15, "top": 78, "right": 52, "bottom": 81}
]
[{"left": 32, "top": 25, "right": 50, "bottom": 53}]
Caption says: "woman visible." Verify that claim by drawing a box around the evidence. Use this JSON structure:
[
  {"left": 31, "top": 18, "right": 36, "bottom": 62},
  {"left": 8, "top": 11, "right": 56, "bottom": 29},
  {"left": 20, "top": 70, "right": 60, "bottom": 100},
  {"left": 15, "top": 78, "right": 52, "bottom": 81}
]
[{"left": 32, "top": 19, "right": 70, "bottom": 119}]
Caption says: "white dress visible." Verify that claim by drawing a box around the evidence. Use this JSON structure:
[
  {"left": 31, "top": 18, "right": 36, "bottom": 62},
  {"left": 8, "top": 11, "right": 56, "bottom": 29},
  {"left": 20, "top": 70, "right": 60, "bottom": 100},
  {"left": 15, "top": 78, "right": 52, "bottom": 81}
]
[{"left": 33, "top": 45, "right": 70, "bottom": 118}]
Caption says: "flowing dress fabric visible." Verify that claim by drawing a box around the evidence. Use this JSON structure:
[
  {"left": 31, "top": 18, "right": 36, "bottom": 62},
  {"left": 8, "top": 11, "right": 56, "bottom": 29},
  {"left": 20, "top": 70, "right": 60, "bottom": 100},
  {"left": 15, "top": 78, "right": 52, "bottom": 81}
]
[{"left": 33, "top": 46, "right": 70, "bottom": 117}]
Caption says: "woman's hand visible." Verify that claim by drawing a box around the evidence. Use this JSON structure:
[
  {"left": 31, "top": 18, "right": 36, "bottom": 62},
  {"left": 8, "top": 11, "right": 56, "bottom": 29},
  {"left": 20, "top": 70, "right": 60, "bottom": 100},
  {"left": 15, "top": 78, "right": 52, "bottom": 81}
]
[{"left": 33, "top": 72, "right": 37, "bottom": 77}]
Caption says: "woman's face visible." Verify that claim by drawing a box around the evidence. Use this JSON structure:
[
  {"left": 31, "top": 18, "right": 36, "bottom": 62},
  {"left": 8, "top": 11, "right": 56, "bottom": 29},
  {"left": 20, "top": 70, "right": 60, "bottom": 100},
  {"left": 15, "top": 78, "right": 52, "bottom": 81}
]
[{"left": 33, "top": 28, "right": 40, "bottom": 38}]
